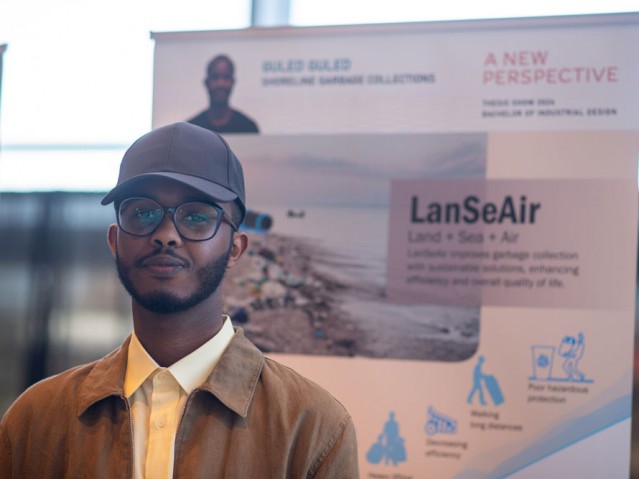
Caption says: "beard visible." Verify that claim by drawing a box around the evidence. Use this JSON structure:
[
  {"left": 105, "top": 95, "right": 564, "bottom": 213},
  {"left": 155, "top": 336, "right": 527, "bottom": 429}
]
[{"left": 115, "top": 245, "right": 231, "bottom": 315}]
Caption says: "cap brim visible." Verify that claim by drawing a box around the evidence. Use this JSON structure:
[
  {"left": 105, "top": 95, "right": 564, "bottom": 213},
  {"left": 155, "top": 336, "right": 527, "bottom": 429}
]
[{"left": 101, "top": 172, "right": 238, "bottom": 205}]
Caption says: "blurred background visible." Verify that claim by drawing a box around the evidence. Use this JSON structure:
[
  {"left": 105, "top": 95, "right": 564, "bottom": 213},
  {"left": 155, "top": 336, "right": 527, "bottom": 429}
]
[{"left": 1, "top": 0, "right": 638, "bottom": 474}]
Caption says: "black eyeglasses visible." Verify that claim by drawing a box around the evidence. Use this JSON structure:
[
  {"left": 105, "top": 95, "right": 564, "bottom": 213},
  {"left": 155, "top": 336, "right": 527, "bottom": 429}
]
[{"left": 117, "top": 197, "right": 237, "bottom": 241}]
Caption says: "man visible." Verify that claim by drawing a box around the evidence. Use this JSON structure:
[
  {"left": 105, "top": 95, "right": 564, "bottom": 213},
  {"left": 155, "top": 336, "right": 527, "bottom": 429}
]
[
  {"left": 188, "top": 54, "right": 260, "bottom": 134},
  {"left": 0, "top": 122, "right": 359, "bottom": 478}
]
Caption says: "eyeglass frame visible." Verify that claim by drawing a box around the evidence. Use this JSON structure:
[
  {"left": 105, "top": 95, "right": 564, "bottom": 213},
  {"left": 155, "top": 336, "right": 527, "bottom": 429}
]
[{"left": 115, "top": 196, "right": 238, "bottom": 242}]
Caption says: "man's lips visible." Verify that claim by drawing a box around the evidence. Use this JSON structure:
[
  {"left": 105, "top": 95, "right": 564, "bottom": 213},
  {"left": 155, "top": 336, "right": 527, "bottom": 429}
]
[
  {"left": 143, "top": 256, "right": 183, "bottom": 266},
  {"left": 138, "top": 253, "right": 188, "bottom": 274}
]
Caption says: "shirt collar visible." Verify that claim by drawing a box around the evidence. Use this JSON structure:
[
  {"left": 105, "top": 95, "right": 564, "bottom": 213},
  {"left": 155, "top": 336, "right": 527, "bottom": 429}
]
[
  {"left": 170, "top": 317, "right": 234, "bottom": 393},
  {"left": 124, "top": 332, "right": 158, "bottom": 398},
  {"left": 124, "top": 316, "right": 235, "bottom": 397}
]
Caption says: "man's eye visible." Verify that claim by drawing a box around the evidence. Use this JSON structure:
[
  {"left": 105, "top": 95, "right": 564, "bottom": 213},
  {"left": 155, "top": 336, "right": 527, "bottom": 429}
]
[
  {"left": 135, "top": 209, "right": 161, "bottom": 221},
  {"left": 183, "top": 214, "right": 209, "bottom": 223}
]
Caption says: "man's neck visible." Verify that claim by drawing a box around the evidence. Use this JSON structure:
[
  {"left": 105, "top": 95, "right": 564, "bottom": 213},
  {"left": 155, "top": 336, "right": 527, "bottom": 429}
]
[
  {"left": 207, "top": 103, "right": 233, "bottom": 125},
  {"left": 131, "top": 302, "right": 224, "bottom": 367}
]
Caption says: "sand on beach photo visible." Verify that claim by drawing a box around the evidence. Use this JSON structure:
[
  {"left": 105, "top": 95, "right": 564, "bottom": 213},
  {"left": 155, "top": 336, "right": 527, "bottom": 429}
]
[{"left": 224, "top": 231, "right": 479, "bottom": 361}]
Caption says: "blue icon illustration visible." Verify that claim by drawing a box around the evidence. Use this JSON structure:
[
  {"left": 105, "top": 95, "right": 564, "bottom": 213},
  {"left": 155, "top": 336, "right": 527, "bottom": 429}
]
[
  {"left": 425, "top": 406, "right": 458, "bottom": 436},
  {"left": 530, "top": 332, "right": 593, "bottom": 383},
  {"left": 366, "top": 412, "right": 407, "bottom": 466},
  {"left": 467, "top": 355, "right": 504, "bottom": 406}
]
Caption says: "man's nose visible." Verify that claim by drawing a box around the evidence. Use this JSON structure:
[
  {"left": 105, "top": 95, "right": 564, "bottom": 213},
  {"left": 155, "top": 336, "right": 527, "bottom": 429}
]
[{"left": 150, "top": 214, "right": 181, "bottom": 246}]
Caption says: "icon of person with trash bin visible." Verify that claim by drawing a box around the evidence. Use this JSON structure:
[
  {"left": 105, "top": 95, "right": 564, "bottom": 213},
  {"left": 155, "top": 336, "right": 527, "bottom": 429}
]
[
  {"left": 366, "top": 412, "right": 407, "bottom": 466},
  {"left": 529, "top": 332, "right": 590, "bottom": 383},
  {"left": 559, "top": 332, "right": 585, "bottom": 381}
]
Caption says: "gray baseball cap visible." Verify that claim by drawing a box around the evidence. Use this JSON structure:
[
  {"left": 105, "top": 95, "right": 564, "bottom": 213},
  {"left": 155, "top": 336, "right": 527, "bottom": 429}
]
[{"left": 101, "top": 122, "right": 246, "bottom": 221}]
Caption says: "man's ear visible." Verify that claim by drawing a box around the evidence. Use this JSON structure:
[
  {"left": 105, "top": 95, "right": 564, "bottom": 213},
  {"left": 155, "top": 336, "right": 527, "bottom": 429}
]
[
  {"left": 227, "top": 232, "right": 248, "bottom": 269},
  {"left": 107, "top": 224, "right": 118, "bottom": 257}
]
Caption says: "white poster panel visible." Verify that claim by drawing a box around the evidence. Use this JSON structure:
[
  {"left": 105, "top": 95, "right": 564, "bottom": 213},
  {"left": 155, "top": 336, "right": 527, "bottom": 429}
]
[{"left": 152, "top": 14, "right": 639, "bottom": 478}]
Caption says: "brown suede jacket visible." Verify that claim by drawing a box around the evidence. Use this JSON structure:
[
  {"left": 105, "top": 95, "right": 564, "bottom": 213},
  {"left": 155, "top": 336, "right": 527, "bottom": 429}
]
[{"left": 0, "top": 329, "right": 359, "bottom": 478}]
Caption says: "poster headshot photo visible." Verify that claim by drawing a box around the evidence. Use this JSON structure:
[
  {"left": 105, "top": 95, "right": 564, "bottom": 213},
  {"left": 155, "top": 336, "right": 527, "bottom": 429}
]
[{"left": 187, "top": 54, "right": 260, "bottom": 134}]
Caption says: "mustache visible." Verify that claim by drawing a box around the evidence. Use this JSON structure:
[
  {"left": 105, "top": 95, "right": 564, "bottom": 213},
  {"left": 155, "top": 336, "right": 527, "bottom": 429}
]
[{"left": 134, "top": 248, "right": 191, "bottom": 268}]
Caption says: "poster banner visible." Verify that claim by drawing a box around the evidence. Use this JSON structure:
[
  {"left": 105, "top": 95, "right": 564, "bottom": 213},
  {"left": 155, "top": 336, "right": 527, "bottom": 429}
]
[{"left": 152, "top": 14, "right": 639, "bottom": 478}]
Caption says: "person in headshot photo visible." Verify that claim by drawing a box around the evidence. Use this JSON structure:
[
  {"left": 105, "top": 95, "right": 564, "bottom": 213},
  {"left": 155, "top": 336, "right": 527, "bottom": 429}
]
[{"left": 187, "top": 54, "right": 259, "bottom": 134}]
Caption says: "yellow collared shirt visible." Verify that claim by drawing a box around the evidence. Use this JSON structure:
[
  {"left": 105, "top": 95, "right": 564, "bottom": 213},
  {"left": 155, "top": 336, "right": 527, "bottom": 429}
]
[{"left": 124, "top": 316, "right": 234, "bottom": 479}]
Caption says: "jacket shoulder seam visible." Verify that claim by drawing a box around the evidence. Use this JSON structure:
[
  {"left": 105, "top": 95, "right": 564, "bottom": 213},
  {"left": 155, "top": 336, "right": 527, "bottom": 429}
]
[{"left": 306, "top": 413, "right": 352, "bottom": 478}]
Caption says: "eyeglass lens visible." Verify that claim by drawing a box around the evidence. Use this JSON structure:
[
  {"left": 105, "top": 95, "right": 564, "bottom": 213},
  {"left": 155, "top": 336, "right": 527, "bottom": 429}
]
[{"left": 118, "top": 198, "right": 222, "bottom": 240}]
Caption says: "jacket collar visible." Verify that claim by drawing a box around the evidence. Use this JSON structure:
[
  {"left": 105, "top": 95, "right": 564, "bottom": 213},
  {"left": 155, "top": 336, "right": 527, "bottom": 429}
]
[
  {"left": 77, "top": 336, "right": 131, "bottom": 417},
  {"left": 76, "top": 328, "right": 265, "bottom": 419},
  {"left": 197, "top": 328, "right": 265, "bottom": 418}
]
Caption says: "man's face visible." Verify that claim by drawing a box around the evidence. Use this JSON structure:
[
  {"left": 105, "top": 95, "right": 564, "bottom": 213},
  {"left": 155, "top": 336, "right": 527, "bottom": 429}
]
[
  {"left": 206, "top": 59, "right": 234, "bottom": 105},
  {"left": 107, "top": 177, "right": 240, "bottom": 315}
]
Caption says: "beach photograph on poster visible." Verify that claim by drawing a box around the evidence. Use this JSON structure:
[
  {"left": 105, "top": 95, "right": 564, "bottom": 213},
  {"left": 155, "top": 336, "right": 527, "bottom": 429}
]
[{"left": 220, "top": 133, "right": 486, "bottom": 361}]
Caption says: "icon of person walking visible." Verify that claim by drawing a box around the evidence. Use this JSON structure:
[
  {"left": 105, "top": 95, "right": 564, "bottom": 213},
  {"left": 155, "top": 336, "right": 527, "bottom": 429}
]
[
  {"left": 467, "top": 355, "right": 504, "bottom": 406},
  {"left": 366, "top": 412, "right": 407, "bottom": 466}
]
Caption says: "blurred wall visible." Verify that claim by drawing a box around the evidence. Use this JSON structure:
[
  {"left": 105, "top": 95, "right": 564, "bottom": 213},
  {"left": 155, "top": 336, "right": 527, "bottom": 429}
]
[{"left": 0, "top": 192, "right": 130, "bottom": 413}]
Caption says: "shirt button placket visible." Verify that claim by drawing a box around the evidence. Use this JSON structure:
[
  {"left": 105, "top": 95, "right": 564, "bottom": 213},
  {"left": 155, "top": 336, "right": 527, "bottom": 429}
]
[{"left": 156, "top": 415, "right": 166, "bottom": 428}]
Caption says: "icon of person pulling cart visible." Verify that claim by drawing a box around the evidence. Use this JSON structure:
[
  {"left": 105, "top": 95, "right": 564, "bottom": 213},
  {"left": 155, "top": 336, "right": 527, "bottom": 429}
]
[{"left": 467, "top": 355, "right": 504, "bottom": 406}]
